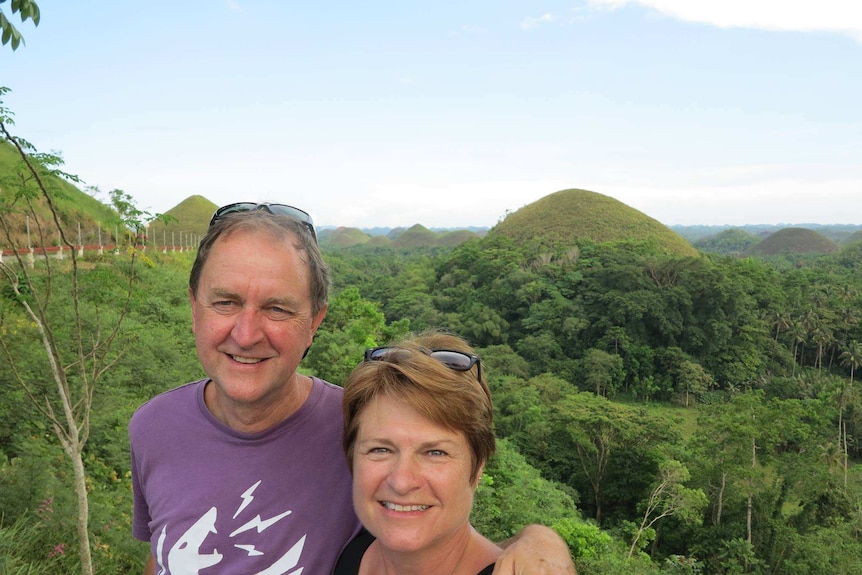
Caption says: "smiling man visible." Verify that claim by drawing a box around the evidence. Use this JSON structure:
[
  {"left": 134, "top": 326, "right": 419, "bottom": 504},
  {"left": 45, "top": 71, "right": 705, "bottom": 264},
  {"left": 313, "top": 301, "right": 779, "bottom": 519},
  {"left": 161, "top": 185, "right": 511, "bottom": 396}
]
[{"left": 129, "top": 203, "right": 576, "bottom": 575}]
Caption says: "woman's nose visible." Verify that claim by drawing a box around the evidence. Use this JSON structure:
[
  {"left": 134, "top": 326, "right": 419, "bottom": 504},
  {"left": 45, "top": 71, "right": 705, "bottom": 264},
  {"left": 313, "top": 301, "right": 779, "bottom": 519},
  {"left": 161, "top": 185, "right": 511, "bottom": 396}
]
[{"left": 386, "top": 456, "right": 423, "bottom": 494}]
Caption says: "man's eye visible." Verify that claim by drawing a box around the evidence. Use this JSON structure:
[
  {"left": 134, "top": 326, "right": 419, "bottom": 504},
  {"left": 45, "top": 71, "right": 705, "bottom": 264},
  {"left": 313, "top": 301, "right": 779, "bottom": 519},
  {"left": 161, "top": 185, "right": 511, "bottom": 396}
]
[
  {"left": 427, "top": 449, "right": 447, "bottom": 457},
  {"left": 265, "top": 306, "right": 295, "bottom": 319}
]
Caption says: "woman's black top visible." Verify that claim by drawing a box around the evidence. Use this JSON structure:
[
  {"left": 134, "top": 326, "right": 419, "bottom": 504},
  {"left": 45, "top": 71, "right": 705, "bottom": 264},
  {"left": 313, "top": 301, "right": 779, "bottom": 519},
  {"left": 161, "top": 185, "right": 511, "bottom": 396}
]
[{"left": 333, "top": 529, "right": 495, "bottom": 575}]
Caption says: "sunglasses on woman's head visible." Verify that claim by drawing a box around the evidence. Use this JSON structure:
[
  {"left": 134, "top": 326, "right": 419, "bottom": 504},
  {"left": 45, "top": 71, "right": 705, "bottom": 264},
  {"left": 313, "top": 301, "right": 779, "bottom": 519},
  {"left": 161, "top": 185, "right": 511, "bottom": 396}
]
[
  {"left": 209, "top": 202, "right": 317, "bottom": 242},
  {"left": 364, "top": 346, "right": 482, "bottom": 383}
]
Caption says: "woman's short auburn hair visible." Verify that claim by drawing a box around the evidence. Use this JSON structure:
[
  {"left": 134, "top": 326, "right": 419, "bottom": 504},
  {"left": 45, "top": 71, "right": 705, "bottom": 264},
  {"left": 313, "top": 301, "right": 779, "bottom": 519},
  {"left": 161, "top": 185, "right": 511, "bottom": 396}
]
[{"left": 342, "top": 331, "right": 495, "bottom": 482}]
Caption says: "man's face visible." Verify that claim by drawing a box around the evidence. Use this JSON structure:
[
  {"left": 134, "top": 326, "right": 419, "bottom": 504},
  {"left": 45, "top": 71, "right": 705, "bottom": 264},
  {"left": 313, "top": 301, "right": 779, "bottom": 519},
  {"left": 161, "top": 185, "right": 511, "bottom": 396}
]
[{"left": 190, "top": 228, "right": 326, "bottom": 418}]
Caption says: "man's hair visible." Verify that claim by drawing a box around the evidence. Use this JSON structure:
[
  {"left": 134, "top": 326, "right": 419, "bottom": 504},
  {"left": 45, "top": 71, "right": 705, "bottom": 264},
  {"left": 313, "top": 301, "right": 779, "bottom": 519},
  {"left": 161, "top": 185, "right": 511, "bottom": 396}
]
[
  {"left": 342, "top": 331, "right": 495, "bottom": 483},
  {"left": 189, "top": 210, "right": 329, "bottom": 316}
]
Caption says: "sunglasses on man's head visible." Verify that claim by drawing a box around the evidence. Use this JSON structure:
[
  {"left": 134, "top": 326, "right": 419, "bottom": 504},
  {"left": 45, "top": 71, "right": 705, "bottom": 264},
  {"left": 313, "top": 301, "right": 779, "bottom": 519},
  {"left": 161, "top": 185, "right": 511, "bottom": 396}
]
[
  {"left": 209, "top": 202, "right": 317, "bottom": 242},
  {"left": 364, "top": 346, "right": 482, "bottom": 383}
]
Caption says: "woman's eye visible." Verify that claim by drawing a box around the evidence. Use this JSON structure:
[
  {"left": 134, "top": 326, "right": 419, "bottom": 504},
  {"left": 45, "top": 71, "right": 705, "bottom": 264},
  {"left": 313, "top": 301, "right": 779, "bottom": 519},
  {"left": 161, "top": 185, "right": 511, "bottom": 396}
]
[{"left": 427, "top": 449, "right": 447, "bottom": 457}]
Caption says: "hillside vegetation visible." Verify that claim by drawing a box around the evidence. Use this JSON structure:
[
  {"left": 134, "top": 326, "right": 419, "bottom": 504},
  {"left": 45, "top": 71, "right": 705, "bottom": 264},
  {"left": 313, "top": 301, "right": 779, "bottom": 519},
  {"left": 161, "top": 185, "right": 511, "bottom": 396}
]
[
  {"left": 0, "top": 141, "right": 119, "bottom": 248},
  {"left": 694, "top": 228, "right": 761, "bottom": 256},
  {"left": 491, "top": 188, "right": 700, "bottom": 257}
]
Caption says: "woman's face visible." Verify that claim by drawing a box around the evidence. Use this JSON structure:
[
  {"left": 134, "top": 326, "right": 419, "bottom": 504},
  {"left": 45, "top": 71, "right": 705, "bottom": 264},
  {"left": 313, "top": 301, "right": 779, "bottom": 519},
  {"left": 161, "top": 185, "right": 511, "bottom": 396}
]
[{"left": 351, "top": 395, "right": 481, "bottom": 555}]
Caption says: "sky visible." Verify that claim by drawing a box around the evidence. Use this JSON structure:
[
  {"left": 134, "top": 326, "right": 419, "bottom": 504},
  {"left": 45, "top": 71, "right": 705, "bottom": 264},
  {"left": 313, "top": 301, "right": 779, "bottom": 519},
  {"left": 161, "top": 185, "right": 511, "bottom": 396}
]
[{"left": 2, "top": 1, "right": 861, "bottom": 229}]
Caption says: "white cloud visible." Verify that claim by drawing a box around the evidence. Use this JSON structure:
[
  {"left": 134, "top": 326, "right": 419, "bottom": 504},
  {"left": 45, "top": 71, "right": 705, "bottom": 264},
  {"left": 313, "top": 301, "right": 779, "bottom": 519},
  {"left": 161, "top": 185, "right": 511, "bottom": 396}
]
[
  {"left": 521, "top": 13, "right": 555, "bottom": 31},
  {"left": 587, "top": 0, "right": 862, "bottom": 41}
]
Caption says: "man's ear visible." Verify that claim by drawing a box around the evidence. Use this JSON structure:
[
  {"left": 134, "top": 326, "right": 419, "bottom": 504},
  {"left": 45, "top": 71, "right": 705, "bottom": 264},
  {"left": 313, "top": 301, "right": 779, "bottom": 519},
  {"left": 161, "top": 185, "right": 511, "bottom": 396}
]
[
  {"left": 189, "top": 287, "right": 197, "bottom": 334},
  {"left": 303, "top": 303, "right": 328, "bottom": 356},
  {"left": 310, "top": 303, "right": 328, "bottom": 335}
]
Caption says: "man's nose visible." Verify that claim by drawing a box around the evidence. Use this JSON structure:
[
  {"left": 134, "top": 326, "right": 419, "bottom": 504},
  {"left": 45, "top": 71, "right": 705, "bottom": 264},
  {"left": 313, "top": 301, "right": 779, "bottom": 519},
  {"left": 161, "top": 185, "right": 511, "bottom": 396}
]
[{"left": 231, "top": 307, "right": 264, "bottom": 346}]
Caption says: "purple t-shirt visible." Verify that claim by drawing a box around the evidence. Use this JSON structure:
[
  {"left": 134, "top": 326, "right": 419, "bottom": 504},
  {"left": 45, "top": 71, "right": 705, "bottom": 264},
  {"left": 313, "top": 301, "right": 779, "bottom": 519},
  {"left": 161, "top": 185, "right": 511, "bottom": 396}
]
[{"left": 130, "top": 377, "right": 360, "bottom": 574}]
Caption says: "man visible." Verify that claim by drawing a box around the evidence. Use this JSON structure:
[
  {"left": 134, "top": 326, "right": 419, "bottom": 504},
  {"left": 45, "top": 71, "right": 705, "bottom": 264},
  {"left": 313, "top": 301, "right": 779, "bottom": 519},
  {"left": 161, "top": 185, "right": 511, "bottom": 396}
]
[{"left": 130, "top": 203, "right": 576, "bottom": 574}]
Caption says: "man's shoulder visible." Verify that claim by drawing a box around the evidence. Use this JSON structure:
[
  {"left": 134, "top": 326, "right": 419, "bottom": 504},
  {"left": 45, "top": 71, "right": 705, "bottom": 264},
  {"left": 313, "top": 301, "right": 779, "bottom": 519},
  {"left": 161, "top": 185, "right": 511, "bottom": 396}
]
[
  {"left": 313, "top": 376, "right": 344, "bottom": 396},
  {"left": 130, "top": 379, "right": 206, "bottom": 426}
]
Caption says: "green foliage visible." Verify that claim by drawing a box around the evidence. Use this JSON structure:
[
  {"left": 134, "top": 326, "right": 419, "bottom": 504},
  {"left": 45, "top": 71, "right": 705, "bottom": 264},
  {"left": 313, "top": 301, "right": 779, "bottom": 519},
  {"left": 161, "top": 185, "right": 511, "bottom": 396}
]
[
  {"left": 302, "top": 286, "right": 408, "bottom": 384},
  {"left": 472, "top": 439, "right": 580, "bottom": 542},
  {"left": 0, "top": 0, "right": 40, "bottom": 51},
  {"left": 694, "top": 228, "right": 760, "bottom": 256}
]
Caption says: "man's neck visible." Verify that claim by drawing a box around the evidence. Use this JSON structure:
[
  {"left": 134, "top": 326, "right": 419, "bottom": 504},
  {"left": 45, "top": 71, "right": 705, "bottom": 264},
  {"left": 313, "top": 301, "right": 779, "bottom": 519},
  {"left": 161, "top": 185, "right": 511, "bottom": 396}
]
[{"left": 204, "top": 374, "right": 314, "bottom": 433}]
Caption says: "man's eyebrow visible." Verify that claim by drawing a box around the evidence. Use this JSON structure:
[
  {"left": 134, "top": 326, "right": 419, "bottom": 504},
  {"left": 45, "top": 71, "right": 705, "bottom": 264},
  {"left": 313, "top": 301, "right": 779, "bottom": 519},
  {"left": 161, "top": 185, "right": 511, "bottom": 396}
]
[
  {"left": 209, "top": 287, "right": 239, "bottom": 299},
  {"left": 262, "top": 295, "right": 301, "bottom": 308}
]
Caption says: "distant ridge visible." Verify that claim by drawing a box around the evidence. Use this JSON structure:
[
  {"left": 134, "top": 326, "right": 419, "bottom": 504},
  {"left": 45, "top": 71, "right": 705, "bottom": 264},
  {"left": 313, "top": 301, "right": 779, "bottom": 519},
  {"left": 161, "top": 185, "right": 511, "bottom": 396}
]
[
  {"left": 491, "top": 188, "right": 699, "bottom": 258},
  {"left": 318, "top": 223, "right": 479, "bottom": 250}
]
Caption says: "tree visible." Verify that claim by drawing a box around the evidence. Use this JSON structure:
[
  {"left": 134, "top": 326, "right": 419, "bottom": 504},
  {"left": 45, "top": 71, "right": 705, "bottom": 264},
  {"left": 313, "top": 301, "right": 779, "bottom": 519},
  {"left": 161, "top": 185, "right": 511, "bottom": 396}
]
[
  {"left": 302, "top": 286, "right": 406, "bottom": 384},
  {"left": 837, "top": 340, "right": 862, "bottom": 488},
  {"left": 626, "top": 459, "right": 707, "bottom": 558},
  {"left": 0, "top": 90, "right": 148, "bottom": 575},
  {"left": 555, "top": 391, "right": 671, "bottom": 524},
  {"left": 0, "top": 0, "right": 40, "bottom": 51},
  {"left": 580, "top": 348, "right": 624, "bottom": 397}
]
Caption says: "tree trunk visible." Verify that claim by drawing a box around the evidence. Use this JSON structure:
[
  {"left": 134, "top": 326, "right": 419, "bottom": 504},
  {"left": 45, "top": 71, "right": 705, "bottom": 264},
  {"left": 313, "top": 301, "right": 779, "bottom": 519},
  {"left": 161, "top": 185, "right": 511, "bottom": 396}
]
[
  {"left": 747, "top": 436, "right": 755, "bottom": 544},
  {"left": 71, "top": 447, "right": 94, "bottom": 575},
  {"left": 714, "top": 471, "right": 726, "bottom": 526}
]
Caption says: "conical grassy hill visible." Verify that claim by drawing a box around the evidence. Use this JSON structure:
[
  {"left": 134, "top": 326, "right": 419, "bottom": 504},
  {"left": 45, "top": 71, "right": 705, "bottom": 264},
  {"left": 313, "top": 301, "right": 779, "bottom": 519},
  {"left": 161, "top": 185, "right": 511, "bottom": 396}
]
[
  {"left": 744, "top": 227, "right": 840, "bottom": 256},
  {"left": 319, "top": 227, "right": 371, "bottom": 248},
  {"left": 145, "top": 195, "right": 216, "bottom": 246},
  {"left": 842, "top": 229, "right": 862, "bottom": 246},
  {"left": 490, "top": 189, "right": 699, "bottom": 257}
]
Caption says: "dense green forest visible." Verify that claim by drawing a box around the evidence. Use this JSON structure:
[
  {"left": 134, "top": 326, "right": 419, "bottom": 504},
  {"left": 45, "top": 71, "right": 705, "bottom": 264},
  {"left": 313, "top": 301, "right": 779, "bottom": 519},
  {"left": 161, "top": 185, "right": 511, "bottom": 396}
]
[{"left": 2, "top": 101, "right": 862, "bottom": 573}]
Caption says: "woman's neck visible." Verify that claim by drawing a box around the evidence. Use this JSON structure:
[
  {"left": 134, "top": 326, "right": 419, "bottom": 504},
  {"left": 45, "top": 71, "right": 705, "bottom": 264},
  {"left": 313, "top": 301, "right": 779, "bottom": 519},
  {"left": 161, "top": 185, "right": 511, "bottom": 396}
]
[{"left": 360, "top": 527, "right": 501, "bottom": 575}]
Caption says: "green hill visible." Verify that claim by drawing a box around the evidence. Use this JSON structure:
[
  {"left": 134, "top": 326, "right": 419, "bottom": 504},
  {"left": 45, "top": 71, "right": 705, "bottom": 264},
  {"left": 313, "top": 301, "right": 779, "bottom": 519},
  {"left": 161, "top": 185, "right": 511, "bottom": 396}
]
[
  {"left": 366, "top": 235, "right": 393, "bottom": 248},
  {"left": 438, "top": 229, "right": 479, "bottom": 247},
  {"left": 744, "top": 227, "right": 840, "bottom": 256},
  {"left": 392, "top": 224, "right": 439, "bottom": 249},
  {"left": 145, "top": 195, "right": 215, "bottom": 247},
  {"left": 694, "top": 228, "right": 761, "bottom": 256},
  {"left": 490, "top": 188, "right": 699, "bottom": 257},
  {"left": 319, "top": 227, "right": 371, "bottom": 249},
  {"left": 842, "top": 229, "right": 862, "bottom": 246},
  {"left": 0, "top": 140, "right": 119, "bottom": 249}
]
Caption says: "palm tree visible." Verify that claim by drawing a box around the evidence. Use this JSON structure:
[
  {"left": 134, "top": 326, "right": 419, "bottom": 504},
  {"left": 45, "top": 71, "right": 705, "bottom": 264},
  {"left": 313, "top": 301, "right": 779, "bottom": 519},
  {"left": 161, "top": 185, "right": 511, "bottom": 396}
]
[
  {"left": 837, "top": 341, "right": 862, "bottom": 488},
  {"left": 788, "top": 321, "right": 807, "bottom": 375},
  {"left": 771, "top": 310, "right": 793, "bottom": 343}
]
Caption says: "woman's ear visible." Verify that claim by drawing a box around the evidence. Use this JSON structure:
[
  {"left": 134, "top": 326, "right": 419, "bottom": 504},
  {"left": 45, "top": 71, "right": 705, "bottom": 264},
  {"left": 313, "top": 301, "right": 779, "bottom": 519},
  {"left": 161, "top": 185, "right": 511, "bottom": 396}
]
[{"left": 472, "top": 461, "right": 486, "bottom": 488}]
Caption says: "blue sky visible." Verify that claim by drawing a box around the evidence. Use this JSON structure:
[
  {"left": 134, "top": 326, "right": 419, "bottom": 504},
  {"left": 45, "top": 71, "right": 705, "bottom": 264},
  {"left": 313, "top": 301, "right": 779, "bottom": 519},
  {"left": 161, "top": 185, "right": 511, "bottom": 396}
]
[{"left": 3, "top": 1, "right": 861, "bottom": 229}]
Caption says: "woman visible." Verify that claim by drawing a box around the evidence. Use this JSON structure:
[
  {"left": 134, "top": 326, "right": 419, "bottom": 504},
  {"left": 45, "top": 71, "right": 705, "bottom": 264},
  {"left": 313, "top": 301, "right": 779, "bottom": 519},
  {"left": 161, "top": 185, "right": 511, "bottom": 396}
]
[{"left": 334, "top": 332, "right": 501, "bottom": 575}]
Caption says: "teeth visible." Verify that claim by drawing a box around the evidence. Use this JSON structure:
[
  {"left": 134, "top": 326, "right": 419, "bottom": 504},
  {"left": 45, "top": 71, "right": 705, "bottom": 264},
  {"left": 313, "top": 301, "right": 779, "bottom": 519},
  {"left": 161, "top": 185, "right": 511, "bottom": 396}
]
[
  {"left": 232, "top": 355, "right": 263, "bottom": 364},
  {"left": 382, "top": 502, "right": 429, "bottom": 512}
]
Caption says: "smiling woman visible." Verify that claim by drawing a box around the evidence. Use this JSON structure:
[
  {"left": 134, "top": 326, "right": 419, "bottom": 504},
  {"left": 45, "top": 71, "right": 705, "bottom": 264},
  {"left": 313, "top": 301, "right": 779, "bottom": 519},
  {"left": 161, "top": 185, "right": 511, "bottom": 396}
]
[{"left": 335, "top": 331, "right": 501, "bottom": 575}]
